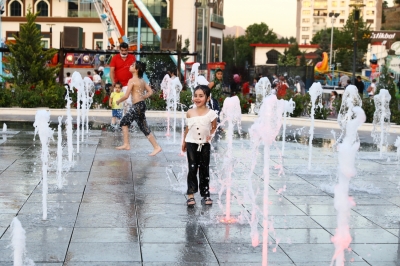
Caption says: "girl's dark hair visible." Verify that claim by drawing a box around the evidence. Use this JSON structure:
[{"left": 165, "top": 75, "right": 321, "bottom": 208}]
[
  {"left": 194, "top": 85, "right": 211, "bottom": 98},
  {"left": 135, "top": 61, "right": 146, "bottom": 78},
  {"left": 168, "top": 69, "right": 177, "bottom": 76},
  {"left": 332, "top": 91, "right": 338, "bottom": 96}
]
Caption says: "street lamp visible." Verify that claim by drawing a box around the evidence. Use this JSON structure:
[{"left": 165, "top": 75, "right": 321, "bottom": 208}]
[
  {"left": 328, "top": 12, "right": 339, "bottom": 83},
  {"left": 161, "top": 0, "right": 168, "bottom": 8},
  {"left": 349, "top": 1, "right": 365, "bottom": 84}
]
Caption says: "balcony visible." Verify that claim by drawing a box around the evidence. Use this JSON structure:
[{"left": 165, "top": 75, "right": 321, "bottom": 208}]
[
  {"left": 313, "top": 10, "right": 328, "bottom": 16},
  {"left": 68, "top": 10, "right": 98, "bottom": 18},
  {"left": 211, "top": 13, "right": 224, "bottom": 25}
]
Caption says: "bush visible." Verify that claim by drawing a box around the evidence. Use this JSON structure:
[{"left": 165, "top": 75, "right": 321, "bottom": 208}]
[
  {"left": 0, "top": 88, "right": 14, "bottom": 107},
  {"left": 284, "top": 90, "right": 311, "bottom": 117}
]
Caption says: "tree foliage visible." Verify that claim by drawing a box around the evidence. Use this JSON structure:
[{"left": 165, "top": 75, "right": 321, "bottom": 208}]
[
  {"left": 223, "top": 23, "right": 279, "bottom": 67},
  {"left": 3, "top": 9, "right": 59, "bottom": 88},
  {"left": 376, "top": 65, "right": 400, "bottom": 123},
  {"left": 1, "top": 8, "right": 65, "bottom": 108},
  {"left": 278, "top": 44, "right": 302, "bottom": 66}
]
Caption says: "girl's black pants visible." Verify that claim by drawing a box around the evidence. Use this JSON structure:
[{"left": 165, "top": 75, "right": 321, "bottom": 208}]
[{"left": 186, "top": 142, "right": 211, "bottom": 197}]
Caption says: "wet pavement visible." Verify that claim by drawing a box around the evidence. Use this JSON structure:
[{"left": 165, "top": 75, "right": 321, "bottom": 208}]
[{"left": 0, "top": 117, "right": 400, "bottom": 265}]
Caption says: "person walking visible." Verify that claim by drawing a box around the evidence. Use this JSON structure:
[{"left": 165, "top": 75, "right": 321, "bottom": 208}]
[
  {"left": 110, "top": 42, "right": 136, "bottom": 111},
  {"left": 182, "top": 85, "right": 217, "bottom": 206},
  {"left": 355, "top": 76, "right": 365, "bottom": 97},
  {"left": 93, "top": 69, "right": 102, "bottom": 91},
  {"left": 115, "top": 61, "right": 162, "bottom": 156},
  {"left": 109, "top": 82, "right": 124, "bottom": 126},
  {"left": 208, "top": 68, "right": 223, "bottom": 116}
]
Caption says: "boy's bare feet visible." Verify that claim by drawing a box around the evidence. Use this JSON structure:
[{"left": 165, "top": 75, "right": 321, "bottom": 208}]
[
  {"left": 149, "top": 146, "right": 162, "bottom": 156},
  {"left": 116, "top": 144, "right": 130, "bottom": 150}
]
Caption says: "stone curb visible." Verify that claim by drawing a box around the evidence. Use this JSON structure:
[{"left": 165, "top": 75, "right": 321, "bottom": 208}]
[{"left": 1, "top": 107, "right": 400, "bottom": 133}]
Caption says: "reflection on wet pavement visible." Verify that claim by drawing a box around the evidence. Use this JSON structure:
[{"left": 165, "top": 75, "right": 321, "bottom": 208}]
[{"left": 0, "top": 121, "right": 399, "bottom": 265}]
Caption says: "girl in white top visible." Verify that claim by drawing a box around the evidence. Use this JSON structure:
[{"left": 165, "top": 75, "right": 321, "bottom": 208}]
[{"left": 182, "top": 85, "right": 218, "bottom": 206}]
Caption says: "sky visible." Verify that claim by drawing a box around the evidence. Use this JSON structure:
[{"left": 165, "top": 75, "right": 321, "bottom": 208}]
[{"left": 224, "top": 0, "right": 297, "bottom": 38}]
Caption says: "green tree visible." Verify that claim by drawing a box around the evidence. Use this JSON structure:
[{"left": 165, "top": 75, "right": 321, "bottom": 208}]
[
  {"left": 245, "top": 23, "right": 278, "bottom": 44},
  {"left": 2, "top": 8, "right": 64, "bottom": 108},
  {"left": 277, "top": 47, "right": 298, "bottom": 66},
  {"left": 299, "top": 52, "right": 307, "bottom": 66},
  {"left": 181, "top": 38, "right": 190, "bottom": 62},
  {"left": 223, "top": 23, "right": 279, "bottom": 67}
]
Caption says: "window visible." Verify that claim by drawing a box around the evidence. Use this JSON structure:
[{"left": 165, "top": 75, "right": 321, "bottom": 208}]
[
  {"left": 340, "top": 1, "right": 345, "bottom": 7},
  {"left": 302, "top": 27, "right": 310, "bottom": 31},
  {"left": 41, "top": 40, "right": 49, "bottom": 48},
  {"left": 36, "top": 0, "right": 49, "bottom": 17},
  {"left": 366, "top": 10, "right": 375, "bottom": 15},
  {"left": 9, "top": 0, "right": 22, "bottom": 16},
  {"left": 367, "top": 1, "right": 374, "bottom": 7},
  {"left": 340, "top": 10, "right": 345, "bottom": 16},
  {"left": 302, "top": 18, "right": 310, "bottom": 23},
  {"left": 340, "top": 19, "right": 345, "bottom": 23},
  {"left": 332, "top": 1, "right": 337, "bottom": 7},
  {"left": 68, "top": 0, "right": 97, "bottom": 18},
  {"left": 303, "top": 1, "right": 311, "bottom": 7},
  {"left": 302, "top": 10, "right": 310, "bottom": 15},
  {"left": 302, "top": 35, "right": 310, "bottom": 40},
  {"left": 127, "top": 0, "right": 167, "bottom": 50},
  {"left": 366, "top": 19, "right": 374, "bottom": 24}
]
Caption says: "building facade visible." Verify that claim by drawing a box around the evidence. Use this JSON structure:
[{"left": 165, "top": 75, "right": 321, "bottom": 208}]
[
  {"left": 296, "top": 0, "right": 382, "bottom": 44},
  {"left": 1, "top": 0, "right": 224, "bottom": 64}
]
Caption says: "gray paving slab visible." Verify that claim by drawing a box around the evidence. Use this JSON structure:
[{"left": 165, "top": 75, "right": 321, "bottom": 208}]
[{"left": 0, "top": 119, "right": 400, "bottom": 265}]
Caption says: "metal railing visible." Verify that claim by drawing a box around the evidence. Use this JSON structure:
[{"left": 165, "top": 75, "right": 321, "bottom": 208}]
[{"left": 210, "top": 13, "right": 224, "bottom": 25}]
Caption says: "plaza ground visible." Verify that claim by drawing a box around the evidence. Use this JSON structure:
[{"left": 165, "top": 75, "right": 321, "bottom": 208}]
[{"left": 0, "top": 109, "right": 400, "bottom": 265}]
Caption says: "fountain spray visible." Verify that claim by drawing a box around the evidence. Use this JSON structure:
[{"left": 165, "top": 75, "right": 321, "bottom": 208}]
[
  {"left": 371, "top": 89, "right": 391, "bottom": 158},
  {"left": 56, "top": 116, "right": 63, "bottom": 189},
  {"left": 218, "top": 96, "right": 242, "bottom": 223},
  {"left": 249, "top": 94, "right": 285, "bottom": 266},
  {"left": 281, "top": 98, "right": 295, "bottom": 156},
  {"left": 70, "top": 72, "right": 84, "bottom": 154},
  {"left": 307, "top": 82, "right": 323, "bottom": 170},
  {"left": 10, "top": 217, "right": 34, "bottom": 266},
  {"left": 65, "top": 85, "right": 74, "bottom": 162},
  {"left": 331, "top": 85, "right": 366, "bottom": 266},
  {"left": 2, "top": 123, "right": 6, "bottom": 132},
  {"left": 33, "top": 110, "right": 54, "bottom": 220},
  {"left": 84, "top": 77, "right": 94, "bottom": 135},
  {"left": 161, "top": 74, "right": 183, "bottom": 142},
  {"left": 395, "top": 136, "right": 400, "bottom": 162},
  {"left": 254, "top": 77, "right": 272, "bottom": 114}
]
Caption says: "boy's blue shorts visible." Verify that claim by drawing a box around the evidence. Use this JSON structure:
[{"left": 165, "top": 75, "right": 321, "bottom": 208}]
[{"left": 112, "top": 109, "right": 123, "bottom": 119}]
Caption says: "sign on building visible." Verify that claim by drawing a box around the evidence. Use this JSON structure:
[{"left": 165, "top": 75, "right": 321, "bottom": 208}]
[{"left": 160, "top": 29, "right": 177, "bottom": 51}]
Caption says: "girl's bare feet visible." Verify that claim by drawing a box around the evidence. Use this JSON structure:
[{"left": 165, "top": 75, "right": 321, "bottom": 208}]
[
  {"left": 149, "top": 146, "right": 162, "bottom": 156},
  {"left": 116, "top": 144, "right": 130, "bottom": 150}
]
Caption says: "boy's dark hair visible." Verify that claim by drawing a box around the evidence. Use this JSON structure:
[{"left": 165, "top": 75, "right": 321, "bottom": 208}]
[
  {"left": 356, "top": 76, "right": 361, "bottom": 79},
  {"left": 87, "top": 71, "right": 91, "bottom": 75},
  {"left": 66, "top": 72, "right": 71, "bottom": 77},
  {"left": 135, "top": 61, "right": 146, "bottom": 78},
  {"left": 332, "top": 91, "right": 338, "bottom": 96},
  {"left": 120, "top": 42, "right": 129, "bottom": 49},
  {"left": 194, "top": 85, "right": 211, "bottom": 98},
  {"left": 114, "top": 81, "right": 122, "bottom": 88}
]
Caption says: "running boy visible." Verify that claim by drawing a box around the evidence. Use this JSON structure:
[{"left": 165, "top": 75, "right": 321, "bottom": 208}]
[
  {"left": 115, "top": 62, "right": 162, "bottom": 156},
  {"left": 109, "top": 82, "right": 124, "bottom": 126},
  {"left": 182, "top": 85, "right": 218, "bottom": 206}
]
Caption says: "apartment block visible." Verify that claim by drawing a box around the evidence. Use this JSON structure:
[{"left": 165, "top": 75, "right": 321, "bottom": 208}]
[{"left": 296, "top": 0, "right": 382, "bottom": 44}]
